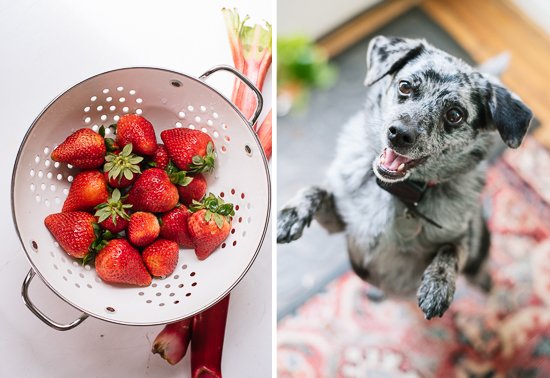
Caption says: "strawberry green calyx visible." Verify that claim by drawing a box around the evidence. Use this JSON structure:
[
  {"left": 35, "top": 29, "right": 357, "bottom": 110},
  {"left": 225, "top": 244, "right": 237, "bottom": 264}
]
[
  {"left": 104, "top": 143, "right": 143, "bottom": 182},
  {"left": 94, "top": 189, "right": 132, "bottom": 224},
  {"left": 188, "top": 142, "right": 215, "bottom": 174},
  {"left": 190, "top": 193, "right": 235, "bottom": 229},
  {"left": 166, "top": 161, "right": 194, "bottom": 187},
  {"left": 82, "top": 223, "right": 116, "bottom": 266}
]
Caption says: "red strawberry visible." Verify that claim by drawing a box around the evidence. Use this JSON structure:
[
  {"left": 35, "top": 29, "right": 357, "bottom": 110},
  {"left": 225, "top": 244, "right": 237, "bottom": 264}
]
[
  {"left": 62, "top": 170, "right": 109, "bottom": 212},
  {"left": 159, "top": 206, "right": 193, "bottom": 248},
  {"left": 95, "top": 239, "right": 152, "bottom": 286},
  {"left": 187, "top": 194, "right": 235, "bottom": 260},
  {"left": 177, "top": 174, "right": 207, "bottom": 205},
  {"left": 142, "top": 239, "right": 179, "bottom": 277},
  {"left": 94, "top": 189, "right": 132, "bottom": 234},
  {"left": 116, "top": 114, "right": 157, "bottom": 156},
  {"left": 51, "top": 128, "right": 106, "bottom": 169},
  {"left": 127, "top": 168, "right": 179, "bottom": 213},
  {"left": 103, "top": 143, "right": 142, "bottom": 188},
  {"left": 44, "top": 212, "right": 97, "bottom": 258},
  {"left": 128, "top": 211, "right": 160, "bottom": 247},
  {"left": 161, "top": 128, "right": 215, "bottom": 173},
  {"left": 152, "top": 144, "right": 170, "bottom": 170}
]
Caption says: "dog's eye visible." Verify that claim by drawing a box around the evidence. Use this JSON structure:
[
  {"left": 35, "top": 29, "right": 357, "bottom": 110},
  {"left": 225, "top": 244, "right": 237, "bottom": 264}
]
[
  {"left": 445, "top": 108, "right": 463, "bottom": 125},
  {"left": 398, "top": 80, "right": 413, "bottom": 96}
]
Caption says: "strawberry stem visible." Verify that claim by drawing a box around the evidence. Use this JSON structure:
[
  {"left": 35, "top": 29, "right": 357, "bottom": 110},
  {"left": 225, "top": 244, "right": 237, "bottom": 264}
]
[
  {"left": 188, "top": 142, "right": 216, "bottom": 174},
  {"left": 189, "top": 193, "right": 234, "bottom": 229},
  {"left": 94, "top": 189, "right": 132, "bottom": 224},
  {"left": 104, "top": 143, "right": 143, "bottom": 182},
  {"left": 166, "top": 161, "right": 194, "bottom": 186}
]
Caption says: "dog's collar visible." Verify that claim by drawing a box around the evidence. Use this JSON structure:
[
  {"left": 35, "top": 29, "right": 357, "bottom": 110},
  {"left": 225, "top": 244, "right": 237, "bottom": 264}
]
[{"left": 376, "top": 178, "right": 443, "bottom": 229}]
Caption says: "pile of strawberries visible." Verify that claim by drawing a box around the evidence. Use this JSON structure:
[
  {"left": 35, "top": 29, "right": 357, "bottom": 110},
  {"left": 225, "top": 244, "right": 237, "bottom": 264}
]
[{"left": 44, "top": 114, "right": 234, "bottom": 287}]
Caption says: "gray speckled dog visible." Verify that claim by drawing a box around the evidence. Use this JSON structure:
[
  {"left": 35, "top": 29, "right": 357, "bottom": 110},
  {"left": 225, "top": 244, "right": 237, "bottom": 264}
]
[{"left": 277, "top": 36, "right": 533, "bottom": 319}]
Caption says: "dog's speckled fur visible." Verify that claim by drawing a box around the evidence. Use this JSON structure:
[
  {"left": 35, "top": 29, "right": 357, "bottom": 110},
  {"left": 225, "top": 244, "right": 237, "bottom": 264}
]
[{"left": 277, "top": 36, "right": 533, "bottom": 319}]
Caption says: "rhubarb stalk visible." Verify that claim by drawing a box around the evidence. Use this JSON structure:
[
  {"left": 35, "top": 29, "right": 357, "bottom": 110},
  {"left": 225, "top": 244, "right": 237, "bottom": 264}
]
[
  {"left": 256, "top": 110, "right": 272, "bottom": 160},
  {"left": 191, "top": 294, "right": 230, "bottom": 378},
  {"left": 151, "top": 318, "right": 192, "bottom": 365},
  {"left": 222, "top": 8, "right": 272, "bottom": 130}
]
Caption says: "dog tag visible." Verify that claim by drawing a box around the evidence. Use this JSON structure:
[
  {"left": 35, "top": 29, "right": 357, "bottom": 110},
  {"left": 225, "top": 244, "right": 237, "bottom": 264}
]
[{"left": 394, "top": 208, "right": 422, "bottom": 240}]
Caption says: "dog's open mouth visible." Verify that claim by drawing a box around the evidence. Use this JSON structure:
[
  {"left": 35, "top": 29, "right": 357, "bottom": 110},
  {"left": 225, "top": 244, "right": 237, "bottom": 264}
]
[{"left": 374, "top": 148, "right": 426, "bottom": 182}]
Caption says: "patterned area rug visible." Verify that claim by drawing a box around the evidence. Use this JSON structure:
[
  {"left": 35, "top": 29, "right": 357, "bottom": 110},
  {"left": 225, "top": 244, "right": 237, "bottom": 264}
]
[{"left": 278, "top": 137, "right": 550, "bottom": 377}]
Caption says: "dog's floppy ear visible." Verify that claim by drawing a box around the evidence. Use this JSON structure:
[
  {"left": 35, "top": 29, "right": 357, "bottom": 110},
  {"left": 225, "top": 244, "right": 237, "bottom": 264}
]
[
  {"left": 364, "top": 35, "right": 425, "bottom": 86},
  {"left": 488, "top": 81, "right": 533, "bottom": 148}
]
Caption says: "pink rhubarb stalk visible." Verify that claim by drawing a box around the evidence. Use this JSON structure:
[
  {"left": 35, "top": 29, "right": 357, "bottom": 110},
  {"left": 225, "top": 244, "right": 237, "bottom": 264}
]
[
  {"left": 191, "top": 294, "right": 230, "bottom": 378},
  {"left": 256, "top": 110, "right": 272, "bottom": 160},
  {"left": 151, "top": 318, "right": 193, "bottom": 365},
  {"left": 222, "top": 8, "right": 272, "bottom": 130}
]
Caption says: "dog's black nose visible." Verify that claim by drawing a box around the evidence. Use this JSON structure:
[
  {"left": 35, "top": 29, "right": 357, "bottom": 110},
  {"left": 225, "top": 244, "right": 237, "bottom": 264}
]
[{"left": 388, "top": 125, "right": 417, "bottom": 148}]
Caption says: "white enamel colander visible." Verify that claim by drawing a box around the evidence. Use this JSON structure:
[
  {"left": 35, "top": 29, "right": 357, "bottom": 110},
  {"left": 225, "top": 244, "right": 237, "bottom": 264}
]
[{"left": 11, "top": 66, "right": 270, "bottom": 330}]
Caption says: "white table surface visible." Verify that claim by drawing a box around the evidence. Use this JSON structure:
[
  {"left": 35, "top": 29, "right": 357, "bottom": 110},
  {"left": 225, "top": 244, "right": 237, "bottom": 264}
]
[{"left": 0, "top": 1, "right": 272, "bottom": 377}]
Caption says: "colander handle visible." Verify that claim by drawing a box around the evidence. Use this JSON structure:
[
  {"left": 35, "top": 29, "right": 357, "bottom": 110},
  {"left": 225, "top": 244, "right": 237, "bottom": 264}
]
[
  {"left": 199, "top": 65, "right": 264, "bottom": 127},
  {"left": 21, "top": 269, "right": 88, "bottom": 331}
]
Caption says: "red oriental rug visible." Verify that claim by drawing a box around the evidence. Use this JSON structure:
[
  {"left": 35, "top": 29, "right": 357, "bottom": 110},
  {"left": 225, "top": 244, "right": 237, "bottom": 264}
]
[{"left": 277, "top": 137, "right": 550, "bottom": 377}]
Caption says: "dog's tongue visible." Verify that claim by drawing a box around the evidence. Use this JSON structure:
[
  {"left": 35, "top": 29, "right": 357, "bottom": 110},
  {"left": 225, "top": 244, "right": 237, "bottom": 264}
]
[{"left": 381, "top": 148, "right": 412, "bottom": 171}]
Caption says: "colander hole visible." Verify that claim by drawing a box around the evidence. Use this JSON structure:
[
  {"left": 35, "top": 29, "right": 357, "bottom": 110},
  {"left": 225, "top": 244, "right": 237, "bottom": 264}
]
[
  {"left": 106, "top": 306, "right": 115, "bottom": 312},
  {"left": 220, "top": 192, "right": 225, "bottom": 198},
  {"left": 113, "top": 115, "right": 120, "bottom": 121},
  {"left": 75, "top": 283, "right": 80, "bottom": 288},
  {"left": 222, "top": 123, "right": 228, "bottom": 130},
  {"left": 67, "top": 269, "right": 72, "bottom": 275},
  {"left": 213, "top": 112, "right": 219, "bottom": 119},
  {"left": 91, "top": 96, "right": 97, "bottom": 102},
  {"left": 174, "top": 300, "right": 180, "bottom": 304},
  {"left": 106, "top": 96, "right": 113, "bottom": 102},
  {"left": 231, "top": 229, "right": 235, "bottom": 234},
  {"left": 159, "top": 303, "right": 165, "bottom": 307},
  {"left": 238, "top": 217, "right": 242, "bottom": 223},
  {"left": 187, "top": 105, "right": 194, "bottom": 112},
  {"left": 207, "top": 120, "right": 214, "bottom": 127},
  {"left": 54, "top": 162, "right": 60, "bottom": 168},
  {"left": 247, "top": 217, "right": 252, "bottom": 223},
  {"left": 200, "top": 105, "right": 207, "bottom": 112},
  {"left": 136, "top": 98, "right": 143, "bottom": 104},
  {"left": 84, "top": 117, "right": 91, "bottom": 124},
  {"left": 178, "top": 284, "right": 184, "bottom": 288},
  {"left": 96, "top": 105, "right": 103, "bottom": 111},
  {"left": 79, "top": 273, "right": 84, "bottom": 278},
  {"left": 67, "top": 164, "right": 73, "bottom": 169},
  {"left": 40, "top": 183, "right": 46, "bottom": 191},
  {"left": 192, "top": 282, "right": 197, "bottom": 287},
  {"left": 233, "top": 240, "right": 237, "bottom": 247},
  {"left": 225, "top": 136, "right": 231, "bottom": 143},
  {"left": 129, "top": 90, "right": 136, "bottom": 95},
  {"left": 67, "top": 175, "right": 73, "bottom": 182},
  {"left": 181, "top": 264, "right": 187, "bottom": 270},
  {"left": 44, "top": 199, "right": 50, "bottom": 207},
  {"left": 35, "top": 156, "right": 40, "bottom": 163},
  {"left": 136, "top": 109, "right": 142, "bottom": 115},
  {"left": 87, "top": 284, "right": 92, "bottom": 289},
  {"left": 54, "top": 242, "right": 59, "bottom": 247},
  {"left": 246, "top": 203, "right": 251, "bottom": 209},
  {"left": 95, "top": 277, "right": 101, "bottom": 283},
  {"left": 47, "top": 172, "right": 53, "bottom": 179},
  {"left": 84, "top": 265, "right": 91, "bottom": 271},
  {"left": 156, "top": 292, "right": 161, "bottom": 297},
  {"left": 195, "top": 116, "right": 201, "bottom": 123},
  {"left": 213, "top": 131, "right": 219, "bottom": 138},
  {"left": 152, "top": 283, "right": 157, "bottom": 288},
  {"left": 201, "top": 127, "right": 208, "bottom": 133},
  {"left": 43, "top": 147, "right": 50, "bottom": 155},
  {"left": 170, "top": 80, "right": 182, "bottom": 87},
  {"left": 50, "top": 251, "right": 54, "bottom": 257},
  {"left": 53, "top": 264, "right": 58, "bottom": 270},
  {"left": 235, "top": 205, "right": 239, "bottom": 211},
  {"left": 221, "top": 243, "right": 226, "bottom": 249},
  {"left": 190, "top": 272, "right": 196, "bottom": 277},
  {"left": 241, "top": 193, "right": 245, "bottom": 199},
  {"left": 117, "top": 86, "right": 124, "bottom": 92},
  {"left": 146, "top": 300, "right": 152, "bottom": 304},
  {"left": 92, "top": 125, "right": 99, "bottom": 132},
  {"left": 30, "top": 169, "right": 35, "bottom": 177},
  {"left": 221, "top": 146, "right": 227, "bottom": 153},
  {"left": 186, "top": 293, "right": 191, "bottom": 297},
  {"left": 109, "top": 105, "right": 116, "bottom": 111},
  {"left": 169, "top": 293, "right": 175, "bottom": 297},
  {"left": 122, "top": 107, "right": 129, "bottom": 113},
  {"left": 55, "top": 197, "right": 61, "bottom": 204},
  {"left": 103, "top": 89, "right": 109, "bottom": 94},
  {"left": 84, "top": 106, "right": 91, "bottom": 112},
  {"left": 31, "top": 240, "right": 38, "bottom": 250},
  {"left": 188, "top": 124, "right": 195, "bottom": 130},
  {"left": 231, "top": 189, "right": 236, "bottom": 195},
  {"left": 119, "top": 97, "right": 125, "bottom": 103},
  {"left": 62, "top": 276, "right": 67, "bottom": 281},
  {"left": 242, "top": 230, "right": 247, "bottom": 237},
  {"left": 178, "top": 111, "right": 185, "bottom": 119},
  {"left": 63, "top": 188, "right": 69, "bottom": 195},
  {"left": 30, "top": 184, "right": 35, "bottom": 192},
  {"left": 175, "top": 122, "right": 182, "bottom": 128},
  {"left": 35, "top": 194, "right": 41, "bottom": 203},
  {"left": 50, "top": 184, "right": 56, "bottom": 192},
  {"left": 173, "top": 275, "right": 179, "bottom": 279},
  {"left": 138, "top": 292, "right": 144, "bottom": 296},
  {"left": 101, "top": 115, "right": 107, "bottom": 121}
]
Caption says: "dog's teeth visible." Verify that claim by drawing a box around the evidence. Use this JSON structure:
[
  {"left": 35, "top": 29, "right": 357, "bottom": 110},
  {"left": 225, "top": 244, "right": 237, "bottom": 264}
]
[{"left": 397, "top": 163, "right": 405, "bottom": 172}]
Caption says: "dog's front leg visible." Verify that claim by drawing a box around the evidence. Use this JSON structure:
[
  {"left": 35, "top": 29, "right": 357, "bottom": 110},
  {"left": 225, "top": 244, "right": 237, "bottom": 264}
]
[
  {"left": 417, "top": 244, "right": 459, "bottom": 319},
  {"left": 277, "top": 186, "right": 344, "bottom": 243}
]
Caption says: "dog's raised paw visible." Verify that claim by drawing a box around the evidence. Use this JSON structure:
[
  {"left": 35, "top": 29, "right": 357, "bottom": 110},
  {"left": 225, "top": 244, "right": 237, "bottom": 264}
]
[
  {"left": 277, "top": 207, "right": 310, "bottom": 243},
  {"left": 417, "top": 275, "right": 455, "bottom": 320}
]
